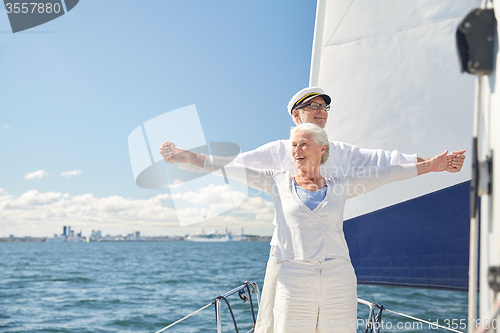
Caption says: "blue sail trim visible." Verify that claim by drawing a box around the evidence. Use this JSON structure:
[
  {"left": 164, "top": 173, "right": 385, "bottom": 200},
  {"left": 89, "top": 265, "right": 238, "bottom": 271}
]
[{"left": 344, "top": 181, "right": 473, "bottom": 292}]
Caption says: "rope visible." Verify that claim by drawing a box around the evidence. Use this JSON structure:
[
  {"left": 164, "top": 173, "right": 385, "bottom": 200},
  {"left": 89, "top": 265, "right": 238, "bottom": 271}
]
[
  {"left": 215, "top": 296, "right": 239, "bottom": 333},
  {"left": 245, "top": 283, "right": 256, "bottom": 323},
  {"left": 154, "top": 302, "right": 213, "bottom": 333},
  {"left": 384, "top": 308, "right": 464, "bottom": 333}
]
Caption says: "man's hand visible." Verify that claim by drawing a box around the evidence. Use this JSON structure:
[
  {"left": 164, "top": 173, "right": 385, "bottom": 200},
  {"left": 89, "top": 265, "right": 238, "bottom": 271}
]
[
  {"left": 160, "top": 142, "right": 191, "bottom": 163},
  {"left": 160, "top": 142, "right": 206, "bottom": 167}
]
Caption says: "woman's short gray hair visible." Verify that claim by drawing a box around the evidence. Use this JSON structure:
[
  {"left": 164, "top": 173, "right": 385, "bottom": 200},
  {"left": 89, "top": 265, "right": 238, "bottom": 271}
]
[{"left": 290, "top": 123, "right": 330, "bottom": 164}]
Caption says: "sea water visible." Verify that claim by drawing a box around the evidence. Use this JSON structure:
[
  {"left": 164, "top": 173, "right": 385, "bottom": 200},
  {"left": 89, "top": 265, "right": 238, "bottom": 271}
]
[{"left": 0, "top": 242, "right": 468, "bottom": 332}]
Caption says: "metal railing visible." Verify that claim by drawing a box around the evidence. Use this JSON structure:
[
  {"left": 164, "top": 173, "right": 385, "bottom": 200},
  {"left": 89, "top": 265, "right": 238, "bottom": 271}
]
[
  {"left": 156, "top": 282, "right": 463, "bottom": 333},
  {"left": 358, "top": 298, "right": 384, "bottom": 333},
  {"left": 214, "top": 281, "right": 260, "bottom": 333}
]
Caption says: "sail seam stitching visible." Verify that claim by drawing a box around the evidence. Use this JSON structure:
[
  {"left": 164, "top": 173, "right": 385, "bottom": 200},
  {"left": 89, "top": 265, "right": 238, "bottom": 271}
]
[
  {"left": 323, "top": 16, "right": 465, "bottom": 48},
  {"left": 322, "top": 0, "right": 356, "bottom": 53}
]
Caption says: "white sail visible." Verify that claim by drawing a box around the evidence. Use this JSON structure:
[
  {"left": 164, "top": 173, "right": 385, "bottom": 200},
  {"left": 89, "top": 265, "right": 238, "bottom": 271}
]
[{"left": 310, "top": 0, "right": 479, "bottom": 220}]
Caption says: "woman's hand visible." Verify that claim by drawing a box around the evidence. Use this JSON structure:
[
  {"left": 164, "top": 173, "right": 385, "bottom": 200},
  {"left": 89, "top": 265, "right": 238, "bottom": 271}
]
[
  {"left": 417, "top": 150, "right": 459, "bottom": 175},
  {"left": 430, "top": 150, "right": 452, "bottom": 172}
]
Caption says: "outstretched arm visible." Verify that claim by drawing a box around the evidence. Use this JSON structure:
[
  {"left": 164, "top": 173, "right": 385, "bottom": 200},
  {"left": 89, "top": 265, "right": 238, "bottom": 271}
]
[
  {"left": 160, "top": 142, "right": 275, "bottom": 193},
  {"left": 416, "top": 150, "right": 459, "bottom": 175},
  {"left": 417, "top": 149, "right": 466, "bottom": 173},
  {"left": 160, "top": 142, "right": 206, "bottom": 168},
  {"left": 347, "top": 150, "right": 460, "bottom": 199}
]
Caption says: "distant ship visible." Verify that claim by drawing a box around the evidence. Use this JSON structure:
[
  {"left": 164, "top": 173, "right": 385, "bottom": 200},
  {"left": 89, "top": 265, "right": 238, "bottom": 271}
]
[{"left": 186, "top": 229, "right": 233, "bottom": 242}]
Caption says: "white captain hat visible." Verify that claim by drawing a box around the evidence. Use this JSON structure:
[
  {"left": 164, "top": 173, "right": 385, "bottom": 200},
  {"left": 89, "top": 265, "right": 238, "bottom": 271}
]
[{"left": 287, "top": 87, "right": 331, "bottom": 116}]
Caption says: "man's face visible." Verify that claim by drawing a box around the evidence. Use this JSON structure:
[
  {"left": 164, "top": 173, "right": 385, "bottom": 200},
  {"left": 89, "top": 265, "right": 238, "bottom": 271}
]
[{"left": 293, "top": 96, "right": 328, "bottom": 128}]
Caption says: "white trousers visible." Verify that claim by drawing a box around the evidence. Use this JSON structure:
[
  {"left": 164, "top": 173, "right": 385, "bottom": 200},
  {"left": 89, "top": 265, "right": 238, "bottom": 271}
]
[
  {"left": 254, "top": 246, "right": 280, "bottom": 333},
  {"left": 274, "top": 259, "right": 357, "bottom": 333},
  {"left": 254, "top": 247, "right": 357, "bottom": 333}
]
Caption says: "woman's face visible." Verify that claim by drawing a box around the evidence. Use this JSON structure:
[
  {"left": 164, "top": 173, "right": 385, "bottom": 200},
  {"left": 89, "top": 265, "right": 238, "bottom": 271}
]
[{"left": 291, "top": 130, "right": 325, "bottom": 171}]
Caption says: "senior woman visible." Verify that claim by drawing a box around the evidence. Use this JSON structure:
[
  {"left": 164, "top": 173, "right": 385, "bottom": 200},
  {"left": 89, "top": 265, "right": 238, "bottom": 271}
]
[{"left": 160, "top": 123, "right": 452, "bottom": 332}]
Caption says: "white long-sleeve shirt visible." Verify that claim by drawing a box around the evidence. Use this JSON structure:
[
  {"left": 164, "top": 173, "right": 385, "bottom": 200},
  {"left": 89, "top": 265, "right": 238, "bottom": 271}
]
[
  {"left": 203, "top": 157, "right": 418, "bottom": 262},
  {"left": 232, "top": 140, "right": 416, "bottom": 177},
  {"left": 182, "top": 139, "right": 417, "bottom": 245}
]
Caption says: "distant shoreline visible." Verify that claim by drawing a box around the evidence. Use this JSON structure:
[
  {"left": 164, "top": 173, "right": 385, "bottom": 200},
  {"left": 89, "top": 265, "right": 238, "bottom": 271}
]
[{"left": 0, "top": 235, "right": 272, "bottom": 243}]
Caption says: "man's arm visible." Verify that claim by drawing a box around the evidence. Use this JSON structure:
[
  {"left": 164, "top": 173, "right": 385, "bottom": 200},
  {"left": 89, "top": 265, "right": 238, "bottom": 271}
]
[
  {"left": 160, "top": 139, "right": 296, "bottom": 174},
  {"left": 160, "top": 142, "right": 206, "bottom": 167},
  {"left": 347, "top": 150, "right": 454, "bottom": 199},
  {"left": 328, "top": 141, "right": 465, "bottom": 175}
]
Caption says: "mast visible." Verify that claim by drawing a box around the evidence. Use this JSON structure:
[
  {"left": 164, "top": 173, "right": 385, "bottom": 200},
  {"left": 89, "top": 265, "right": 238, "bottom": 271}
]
[
  {"left": 457, "top": 1, "right": 497, "bottom": 331},
  {"left": 476, "top": 72, "right": 494, "bottom": 330},
  {"left": 477, "top": 0, "right": 499, "bottom": 327},
  {"left": 309, "top": 0, "right": 327, "bottom": 87}
]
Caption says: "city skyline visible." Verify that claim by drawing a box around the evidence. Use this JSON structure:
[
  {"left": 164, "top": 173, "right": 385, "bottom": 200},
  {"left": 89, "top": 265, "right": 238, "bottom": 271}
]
[{"left": 2, "top": 224, "right": 270, "bottom": 243}]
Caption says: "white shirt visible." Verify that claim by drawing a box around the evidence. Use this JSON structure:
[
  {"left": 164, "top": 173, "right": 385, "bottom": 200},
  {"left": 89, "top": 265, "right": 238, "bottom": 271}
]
[{"left": 203, "top": 157, "right": 418, "bottom": 262}]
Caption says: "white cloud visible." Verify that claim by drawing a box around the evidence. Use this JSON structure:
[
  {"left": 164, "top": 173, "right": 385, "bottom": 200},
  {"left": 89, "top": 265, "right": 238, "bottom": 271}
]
[
  {"left": 24, "top": 170, "right": 49, "bottom": 179},
  {"left": 171, "top": 184, "right": 247, "bottom": 206},
  {"left": 0, "top": 186, "right": 275, "bottom": 237},
  {"left": 169, "top": 184, "right": 272, "bottom": 226},
  {"left": 232, "top": 196, "right": 275, "bottom": 221},
  {"left": 2, "top": 124, "right": 9, "bottom": 130},
  {"left": 0, "top": 190, "right": 179, "bottom": 237},
  {"left": 167, "top": 179, "right": 184, "bottom": 188},
  {"left": 60, "top": 170, "right": 82, "bottom": 178}
]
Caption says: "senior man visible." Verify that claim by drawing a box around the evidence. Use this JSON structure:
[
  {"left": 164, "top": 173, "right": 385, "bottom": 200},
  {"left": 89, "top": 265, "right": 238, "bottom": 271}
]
[{"left": 160, "top": 87, "right": 466, "bottom": 333}]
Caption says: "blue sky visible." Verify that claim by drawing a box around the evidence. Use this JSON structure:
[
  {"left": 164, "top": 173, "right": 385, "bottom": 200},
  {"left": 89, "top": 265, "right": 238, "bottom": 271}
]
[{"left": 0, "top": 1, "right": 318, "bottom": 237}]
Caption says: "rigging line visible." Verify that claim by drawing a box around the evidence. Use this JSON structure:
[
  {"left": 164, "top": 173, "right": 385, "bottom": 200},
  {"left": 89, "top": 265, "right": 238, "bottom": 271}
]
[
  {"left": 350, "top": 60, "right": 456, "bottom": 146},
  {"left": 154, "top": 302, "right": 213, "bottom": 333},
  {"left": 384, "top": 308, "right": 464, "bottom": 333},
  {"left": 321, "top": 0, "right": 356, "bottom": 53}
]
